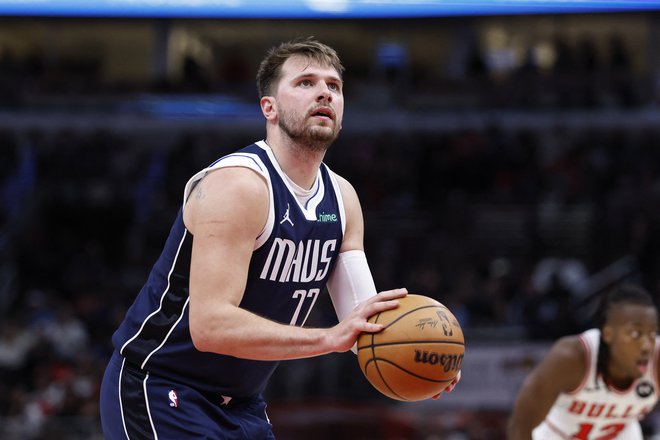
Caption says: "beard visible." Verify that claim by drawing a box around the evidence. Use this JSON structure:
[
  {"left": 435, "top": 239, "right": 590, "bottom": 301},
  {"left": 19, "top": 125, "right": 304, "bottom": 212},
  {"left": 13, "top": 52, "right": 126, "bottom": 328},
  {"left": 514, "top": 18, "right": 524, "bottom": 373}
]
[{"left": 278, "top": 107, "right": 340, "bottom": 153}]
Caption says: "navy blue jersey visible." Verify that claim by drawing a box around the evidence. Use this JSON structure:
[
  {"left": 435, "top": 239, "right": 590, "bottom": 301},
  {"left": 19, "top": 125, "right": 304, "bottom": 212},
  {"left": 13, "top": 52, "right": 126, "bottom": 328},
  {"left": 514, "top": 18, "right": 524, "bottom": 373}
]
[{"left": 111, "top": 141, "right": 345, "bottom": 398}]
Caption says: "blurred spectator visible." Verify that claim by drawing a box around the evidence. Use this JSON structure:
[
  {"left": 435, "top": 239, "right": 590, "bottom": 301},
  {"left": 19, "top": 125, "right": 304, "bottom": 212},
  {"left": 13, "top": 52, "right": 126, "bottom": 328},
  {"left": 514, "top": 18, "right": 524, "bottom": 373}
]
[
  {"left": 41, "top": 305, "right": 89, "bottom": 362},
  {"left": 0, "top": 317, "right": 38, "bottom": 384}
]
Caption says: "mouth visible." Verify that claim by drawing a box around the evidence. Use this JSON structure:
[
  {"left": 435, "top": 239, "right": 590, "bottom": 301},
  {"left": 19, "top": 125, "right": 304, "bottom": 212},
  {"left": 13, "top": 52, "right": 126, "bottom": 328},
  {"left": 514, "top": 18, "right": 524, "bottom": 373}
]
[
  {"left": 637, "top": 359, "right": 649, "bottom": 374},
  {"left": 310, "top": 106, "right": 334, "bottom": 121}
]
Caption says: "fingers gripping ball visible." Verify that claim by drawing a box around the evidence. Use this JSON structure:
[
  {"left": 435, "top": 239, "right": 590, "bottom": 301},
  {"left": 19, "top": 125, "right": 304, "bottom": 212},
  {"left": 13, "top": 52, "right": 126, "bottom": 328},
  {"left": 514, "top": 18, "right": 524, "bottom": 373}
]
[{"left": 357, "top": 294, "right": 465, "bottom": 401}]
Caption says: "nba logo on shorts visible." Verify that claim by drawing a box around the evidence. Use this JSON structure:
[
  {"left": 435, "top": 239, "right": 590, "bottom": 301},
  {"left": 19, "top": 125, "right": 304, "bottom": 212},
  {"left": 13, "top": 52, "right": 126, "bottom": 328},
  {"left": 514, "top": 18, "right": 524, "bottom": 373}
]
[{"left": 168, "top": 390, "right": 178, "bottom": 408}]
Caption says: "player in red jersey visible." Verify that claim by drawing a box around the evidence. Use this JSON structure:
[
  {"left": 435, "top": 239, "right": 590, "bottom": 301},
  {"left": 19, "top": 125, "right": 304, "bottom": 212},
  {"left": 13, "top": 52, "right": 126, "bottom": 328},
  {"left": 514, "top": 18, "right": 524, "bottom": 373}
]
[{"left": 508, "top": 283, "right": 659, "bottom": 439}]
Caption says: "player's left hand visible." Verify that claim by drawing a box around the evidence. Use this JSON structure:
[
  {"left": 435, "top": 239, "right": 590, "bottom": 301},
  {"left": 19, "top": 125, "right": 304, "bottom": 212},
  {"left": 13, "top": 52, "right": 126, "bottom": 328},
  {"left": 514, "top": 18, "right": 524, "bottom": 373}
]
[{"left": 432, "top": 370, "right": 461, "bottom": 399}]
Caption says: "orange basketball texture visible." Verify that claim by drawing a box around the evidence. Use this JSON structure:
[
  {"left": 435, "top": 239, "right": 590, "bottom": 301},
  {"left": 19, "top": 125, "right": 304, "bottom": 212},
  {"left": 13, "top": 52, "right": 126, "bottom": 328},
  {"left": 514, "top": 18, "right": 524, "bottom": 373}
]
[{"left": 357, "top": 294, "right": 465, "bottom": 401}]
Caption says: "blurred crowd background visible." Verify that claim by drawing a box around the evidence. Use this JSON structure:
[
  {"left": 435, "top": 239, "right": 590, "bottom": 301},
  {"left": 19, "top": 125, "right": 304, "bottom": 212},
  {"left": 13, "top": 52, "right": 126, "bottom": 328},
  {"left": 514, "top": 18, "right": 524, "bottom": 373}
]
[{"left": 2, "top": 6, "right": 660, "bottom": 439}]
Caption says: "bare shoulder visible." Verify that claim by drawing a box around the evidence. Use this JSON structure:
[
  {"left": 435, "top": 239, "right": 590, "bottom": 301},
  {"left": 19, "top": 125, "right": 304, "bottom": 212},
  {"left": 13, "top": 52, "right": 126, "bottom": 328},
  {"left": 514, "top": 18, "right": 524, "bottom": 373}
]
[
  {"left": 550, "top": 334, "right": 585, "bottom": 359},
  {"left": 330, "top": 171, "right": 358, "bottom": 201},
  {"left": 329, "top": 170, "right": 361, "bottom": 218},
  {"left": 539, "top": 334, "right": 588, "bottom": 392},
  {"left": 329, "top": 170, "right": 364, "bottom": 252},
  {"left": 184, "top": 166, "right": 269, "bottom": 235}
]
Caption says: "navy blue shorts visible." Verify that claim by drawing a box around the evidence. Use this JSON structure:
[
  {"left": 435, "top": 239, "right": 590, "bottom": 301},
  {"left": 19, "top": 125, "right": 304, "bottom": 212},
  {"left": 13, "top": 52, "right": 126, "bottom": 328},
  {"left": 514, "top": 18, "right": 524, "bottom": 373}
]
[{"left": 100, "top": 351, "right": 275, "bottom": 439}]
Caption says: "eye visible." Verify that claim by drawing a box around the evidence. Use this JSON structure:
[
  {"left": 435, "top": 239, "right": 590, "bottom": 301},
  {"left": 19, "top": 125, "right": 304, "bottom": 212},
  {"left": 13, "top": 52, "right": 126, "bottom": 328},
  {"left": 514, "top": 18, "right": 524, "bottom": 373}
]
[
  {"left": 630, "top": 330, "right": 641, "bottom": 339},
  {"left": 328, "top": 82, "right": 340, "bottom": 92},
  {"left": 300, "top": 79, "right": 313, "bottom": 87}
]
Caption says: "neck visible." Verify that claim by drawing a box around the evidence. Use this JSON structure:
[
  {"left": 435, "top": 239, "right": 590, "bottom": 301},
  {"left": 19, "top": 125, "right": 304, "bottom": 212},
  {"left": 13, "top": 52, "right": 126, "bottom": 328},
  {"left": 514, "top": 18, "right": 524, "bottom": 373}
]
[
  {"left": 265, "top": 134, "right": 325, "bottom": 190},
  {"left": 603, "top": 372, "right": 634, "bottom": 391},
  {"left": 603, "top": 358, "right": 635, "bottom": 390}
]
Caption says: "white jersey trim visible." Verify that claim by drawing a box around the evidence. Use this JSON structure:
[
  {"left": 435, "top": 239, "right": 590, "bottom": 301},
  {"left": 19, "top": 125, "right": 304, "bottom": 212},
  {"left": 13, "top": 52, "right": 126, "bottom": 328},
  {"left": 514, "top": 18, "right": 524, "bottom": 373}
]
[
  {"left": 327, "top": 168, "right": 347, "bottom": 235},
  {"left": 256, "top": 140, "right": 326, "bottom": 222},
  {"left": 182, "top": 149, "right": 275, "bottom": 251},
  {"left": 143, "top": 372, "right": 158, "bottom": 439},
  {"left": 119, "top": 229, "right": 190, "bottom": 362},
  {"left": 118, "top": 358, "right": 130, "bottom": 440}
]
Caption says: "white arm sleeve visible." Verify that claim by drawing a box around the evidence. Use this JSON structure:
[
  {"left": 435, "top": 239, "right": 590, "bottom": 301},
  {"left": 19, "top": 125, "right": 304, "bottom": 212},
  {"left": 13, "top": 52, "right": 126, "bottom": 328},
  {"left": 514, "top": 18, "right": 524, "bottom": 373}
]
[
  {"left": 327, "top": 250, "right": 377, "bottom": 320},
  {"left": 326, "top": 250, "right": 377, "bottom": 353}
]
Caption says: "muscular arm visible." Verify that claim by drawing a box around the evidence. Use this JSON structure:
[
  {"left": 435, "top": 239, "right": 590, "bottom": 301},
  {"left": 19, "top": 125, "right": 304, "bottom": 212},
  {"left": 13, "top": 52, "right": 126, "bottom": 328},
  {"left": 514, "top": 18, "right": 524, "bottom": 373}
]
[
  {"left": 507, "top": 335, "right": 587, "bottom": 440},
  {"left": 183, "top": 167, "right": 403, "bottom": 361}
]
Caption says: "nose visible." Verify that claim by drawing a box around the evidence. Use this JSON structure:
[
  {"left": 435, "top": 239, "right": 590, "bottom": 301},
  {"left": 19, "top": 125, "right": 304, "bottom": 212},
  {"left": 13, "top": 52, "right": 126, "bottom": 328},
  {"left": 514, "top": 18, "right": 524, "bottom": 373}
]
[
  {"left": 316, "top": 82, "right": 333, "bottom": 103},
  {"left": 640, "top": 335, "right": 654, "bottom": 354}
]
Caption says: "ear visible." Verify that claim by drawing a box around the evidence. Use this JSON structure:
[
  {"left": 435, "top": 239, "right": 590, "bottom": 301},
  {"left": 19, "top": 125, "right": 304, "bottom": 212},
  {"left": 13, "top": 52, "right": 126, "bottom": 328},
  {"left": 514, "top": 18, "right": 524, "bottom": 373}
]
[
  {"left": 260, "top": 96, "right": 277, "bottom": 121},
  {"left": 602, "top": 325, "right": 614, "bottom": 344}
]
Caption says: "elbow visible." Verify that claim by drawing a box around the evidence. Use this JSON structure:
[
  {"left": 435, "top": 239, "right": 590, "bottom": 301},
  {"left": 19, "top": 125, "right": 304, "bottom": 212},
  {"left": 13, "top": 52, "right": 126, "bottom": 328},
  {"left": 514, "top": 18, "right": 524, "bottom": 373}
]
[
  {"left": 189, "top": 306, "right": 224, "bottom": 353},
  {"left": 189, "top": 306, "right": 238, "bottom": 355},
  {"left": 188, "top": 297, "right": 220, "bottom": 353},
  {"left": 190, "top": 321, "right": 215, "bottom": 353}
]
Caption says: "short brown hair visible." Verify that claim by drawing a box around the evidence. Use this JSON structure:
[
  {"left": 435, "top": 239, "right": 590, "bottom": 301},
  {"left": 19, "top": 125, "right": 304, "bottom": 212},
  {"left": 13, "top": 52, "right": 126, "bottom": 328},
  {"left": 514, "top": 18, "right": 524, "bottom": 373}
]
[{"left": 256, "top": 37, "right": 344, "bottom": 98}]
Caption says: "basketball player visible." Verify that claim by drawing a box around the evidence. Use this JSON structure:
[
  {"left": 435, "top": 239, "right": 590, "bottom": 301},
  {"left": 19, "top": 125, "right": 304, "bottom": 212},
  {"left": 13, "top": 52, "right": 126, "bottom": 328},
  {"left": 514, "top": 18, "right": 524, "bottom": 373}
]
[
  {"left": 100, "top": 38, "right": 459, "bottom": 439},
  {"left": 507, "top": 283, "right": 659, "bottom": 440}
]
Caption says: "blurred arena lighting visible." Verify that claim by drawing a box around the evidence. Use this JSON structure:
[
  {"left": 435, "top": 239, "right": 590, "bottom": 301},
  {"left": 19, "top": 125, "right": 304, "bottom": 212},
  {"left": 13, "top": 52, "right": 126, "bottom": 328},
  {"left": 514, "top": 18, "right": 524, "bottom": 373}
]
[{"left": 0, "top": 0, "right": 659, "bottom": 18}]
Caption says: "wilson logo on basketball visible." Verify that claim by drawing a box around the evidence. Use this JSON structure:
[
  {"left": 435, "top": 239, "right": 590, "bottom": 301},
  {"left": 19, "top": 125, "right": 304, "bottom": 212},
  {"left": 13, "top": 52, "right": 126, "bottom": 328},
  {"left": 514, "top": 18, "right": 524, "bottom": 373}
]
[{"left": 414, "top": 350, "right": 464, "bottom": 373}]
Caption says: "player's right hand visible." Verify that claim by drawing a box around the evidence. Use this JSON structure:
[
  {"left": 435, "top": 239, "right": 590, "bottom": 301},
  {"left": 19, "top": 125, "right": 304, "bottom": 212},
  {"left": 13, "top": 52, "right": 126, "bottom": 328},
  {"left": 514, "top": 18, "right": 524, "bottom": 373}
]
[{"left": 329, "top": 288, "right": 408, "bottom": 353}]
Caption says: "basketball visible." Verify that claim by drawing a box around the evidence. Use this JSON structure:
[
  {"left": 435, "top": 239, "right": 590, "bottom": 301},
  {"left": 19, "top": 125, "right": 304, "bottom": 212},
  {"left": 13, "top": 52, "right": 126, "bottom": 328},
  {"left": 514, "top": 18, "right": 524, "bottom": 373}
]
[{"left": 356, "top": 294, "right": 464, "bottom": 401}]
